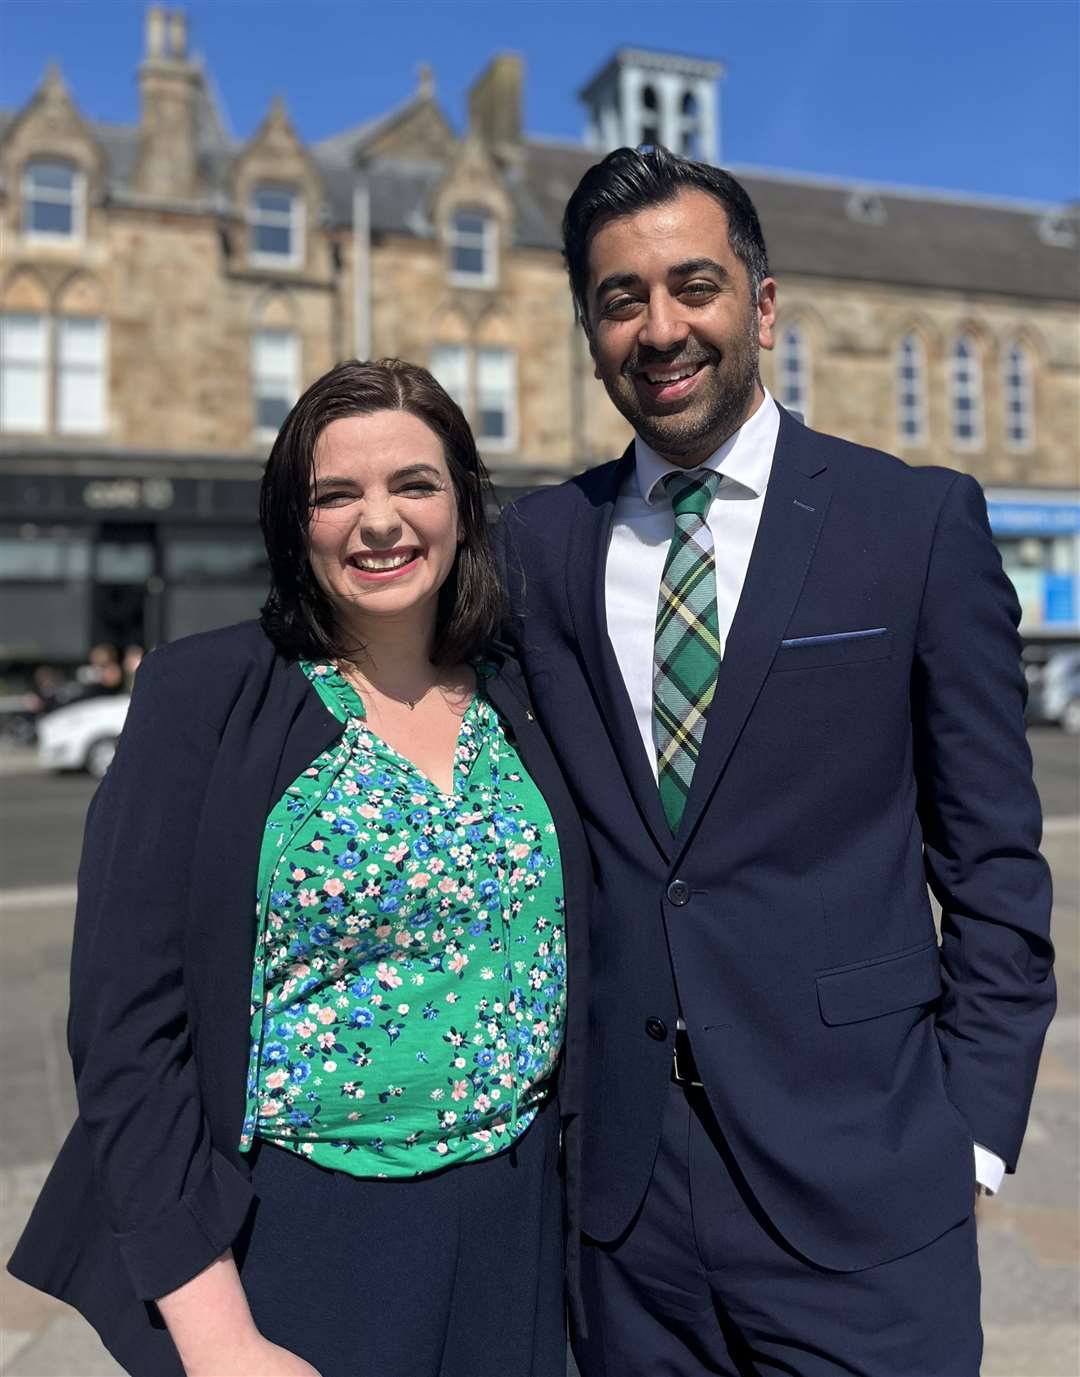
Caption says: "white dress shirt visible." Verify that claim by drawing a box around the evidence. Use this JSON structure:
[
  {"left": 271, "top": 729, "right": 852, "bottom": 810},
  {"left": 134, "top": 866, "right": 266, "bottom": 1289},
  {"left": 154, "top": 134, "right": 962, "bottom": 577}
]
[{"left": 602, "top": 388, "right": 1006, "bottom": 1196}]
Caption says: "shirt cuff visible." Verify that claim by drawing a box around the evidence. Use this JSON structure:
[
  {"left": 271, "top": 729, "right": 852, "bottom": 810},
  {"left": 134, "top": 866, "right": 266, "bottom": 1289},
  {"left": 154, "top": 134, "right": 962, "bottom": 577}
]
[{"left": 974, "top": 1142, "right": 1006, "bottom": 1195}]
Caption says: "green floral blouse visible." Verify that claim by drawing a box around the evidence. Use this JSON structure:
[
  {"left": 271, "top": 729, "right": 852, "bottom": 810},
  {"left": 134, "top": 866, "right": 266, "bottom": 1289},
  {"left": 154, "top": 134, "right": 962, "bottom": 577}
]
[{"left": 239, "top": 661, "right": 567, "bottom": 1177}]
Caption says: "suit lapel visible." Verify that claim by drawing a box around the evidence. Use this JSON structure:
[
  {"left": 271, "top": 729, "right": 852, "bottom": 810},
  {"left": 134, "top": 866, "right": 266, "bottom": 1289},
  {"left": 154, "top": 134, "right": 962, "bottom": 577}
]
[
  {"left": 566, "top": 445, "right": 672, "bottom": 859},
  {"left": 670, "top": 410, "right": 832, "bottom": 864}
]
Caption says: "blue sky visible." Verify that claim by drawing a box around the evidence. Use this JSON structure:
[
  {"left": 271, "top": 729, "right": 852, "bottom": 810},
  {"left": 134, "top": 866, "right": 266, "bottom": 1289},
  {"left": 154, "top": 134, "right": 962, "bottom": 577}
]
[{"left": 1, "top": 0, "right": 1077, "bottom": 204}]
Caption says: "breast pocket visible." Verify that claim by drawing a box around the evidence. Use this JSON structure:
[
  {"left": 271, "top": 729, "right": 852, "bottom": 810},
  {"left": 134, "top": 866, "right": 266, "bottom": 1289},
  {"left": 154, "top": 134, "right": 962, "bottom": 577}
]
[{"left": 772, "top": 627, "right": 892, "bottom": 672}]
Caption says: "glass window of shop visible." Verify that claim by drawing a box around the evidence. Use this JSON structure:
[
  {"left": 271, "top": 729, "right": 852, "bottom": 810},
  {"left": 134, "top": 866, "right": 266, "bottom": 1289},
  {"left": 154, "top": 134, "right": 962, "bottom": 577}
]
[
  {"left": 162, "top": 526, "right": 269, "bottom": 642},
  {"left": 1000, "top": 534, "right": 1079, "bottom": 635},
  {"left": 0, "top": 523, "right": 92, "bottom": 663}
]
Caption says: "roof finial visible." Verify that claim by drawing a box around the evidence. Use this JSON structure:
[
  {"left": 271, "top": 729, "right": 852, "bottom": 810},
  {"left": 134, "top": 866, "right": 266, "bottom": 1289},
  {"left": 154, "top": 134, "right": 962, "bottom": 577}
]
[{"left": 417, "top": 62, "right": 435, "bottom": 100}]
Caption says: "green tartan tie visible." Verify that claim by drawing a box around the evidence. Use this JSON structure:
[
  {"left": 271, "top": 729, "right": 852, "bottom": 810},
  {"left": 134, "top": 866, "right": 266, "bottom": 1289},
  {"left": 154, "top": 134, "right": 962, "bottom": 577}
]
[{"left": 654, "top": 469, "right": 721, "bottom": 831}]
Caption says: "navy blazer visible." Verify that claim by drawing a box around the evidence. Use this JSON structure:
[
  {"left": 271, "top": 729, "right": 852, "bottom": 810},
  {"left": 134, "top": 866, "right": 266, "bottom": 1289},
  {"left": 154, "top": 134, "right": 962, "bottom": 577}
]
[
  {"left": 8, "top": 621, "right": 591, "bottom": 1372},
  {"left": 500, "top": 406, "right": 1054, "bottom": 1270}
]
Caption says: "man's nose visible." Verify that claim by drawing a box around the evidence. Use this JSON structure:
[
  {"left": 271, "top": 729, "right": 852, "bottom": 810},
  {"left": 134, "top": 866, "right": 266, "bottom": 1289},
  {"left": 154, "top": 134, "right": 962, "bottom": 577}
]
[{"left": 638, "top": 292, "right": 690, "bottom": 354}]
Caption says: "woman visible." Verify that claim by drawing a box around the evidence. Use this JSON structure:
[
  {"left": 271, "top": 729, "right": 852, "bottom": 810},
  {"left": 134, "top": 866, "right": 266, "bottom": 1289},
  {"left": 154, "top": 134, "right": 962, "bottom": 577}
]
[{"left": 9, "top": 359, "right": 589, "bottom": 1377}]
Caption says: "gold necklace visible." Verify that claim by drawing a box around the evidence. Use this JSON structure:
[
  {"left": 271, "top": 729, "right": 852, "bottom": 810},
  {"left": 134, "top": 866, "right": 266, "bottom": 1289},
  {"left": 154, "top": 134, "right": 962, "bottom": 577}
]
[{"left": 337, "top": 662, "right": 433, "bottom": 711}]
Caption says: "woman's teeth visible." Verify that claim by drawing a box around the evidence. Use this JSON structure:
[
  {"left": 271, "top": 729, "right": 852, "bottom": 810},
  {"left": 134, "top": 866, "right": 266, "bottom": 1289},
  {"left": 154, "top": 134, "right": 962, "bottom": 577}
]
[{"left": 355, "top": 552, "right": 414, "bottom": 571}]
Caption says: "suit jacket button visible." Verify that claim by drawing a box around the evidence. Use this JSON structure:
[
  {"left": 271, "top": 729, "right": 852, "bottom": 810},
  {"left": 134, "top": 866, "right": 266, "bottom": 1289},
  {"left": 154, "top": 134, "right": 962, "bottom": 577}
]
[
  {"left": 667, "top": 880, "right": 690, "bottom": 906},
  {"left": 645, "top": 1017, "right": 668, "bottom": 1041}
]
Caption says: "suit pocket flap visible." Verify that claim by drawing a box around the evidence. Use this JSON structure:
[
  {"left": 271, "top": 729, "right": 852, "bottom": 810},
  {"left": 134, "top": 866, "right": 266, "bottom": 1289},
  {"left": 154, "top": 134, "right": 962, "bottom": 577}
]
[{"left": 816, "top": 940, "right": 942, "bottom": 1026}]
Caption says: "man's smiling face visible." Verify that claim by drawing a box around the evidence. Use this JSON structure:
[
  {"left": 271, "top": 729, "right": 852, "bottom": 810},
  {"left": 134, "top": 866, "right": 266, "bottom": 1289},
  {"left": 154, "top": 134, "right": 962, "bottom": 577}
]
[{"left": 585, "top": 187, "right": 776, "bottom": 468}]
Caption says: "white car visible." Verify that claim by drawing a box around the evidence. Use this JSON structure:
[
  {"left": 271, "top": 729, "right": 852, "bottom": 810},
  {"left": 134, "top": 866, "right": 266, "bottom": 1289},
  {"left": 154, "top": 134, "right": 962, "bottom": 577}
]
[{"left": 36, "top": 695, "right": 131, "bottom": 779}]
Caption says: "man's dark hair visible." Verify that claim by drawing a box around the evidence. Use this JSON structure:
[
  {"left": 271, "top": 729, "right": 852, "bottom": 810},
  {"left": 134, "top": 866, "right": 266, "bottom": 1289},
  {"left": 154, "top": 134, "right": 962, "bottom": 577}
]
[
  {"left": 259, "top": 357, "right": 505, "bottom": 667},
  {"left": 562, "top": 145, "right": 770, "bottom": 328}
]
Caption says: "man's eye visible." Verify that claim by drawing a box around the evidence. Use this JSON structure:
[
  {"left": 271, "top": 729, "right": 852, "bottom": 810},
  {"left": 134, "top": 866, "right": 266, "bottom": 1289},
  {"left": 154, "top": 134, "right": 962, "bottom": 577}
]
[
  {"left": 601, "top": 296, "right": 639, "bottom": 316},
  {"left": 682, "top": 281, "right": 718, "bottom": 299}
]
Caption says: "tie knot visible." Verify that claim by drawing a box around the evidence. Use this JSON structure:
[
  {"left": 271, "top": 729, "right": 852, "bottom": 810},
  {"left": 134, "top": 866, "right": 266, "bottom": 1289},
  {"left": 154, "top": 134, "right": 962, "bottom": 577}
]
[{"left": 663, "top": 469, "right": 719, "bottom": 522}]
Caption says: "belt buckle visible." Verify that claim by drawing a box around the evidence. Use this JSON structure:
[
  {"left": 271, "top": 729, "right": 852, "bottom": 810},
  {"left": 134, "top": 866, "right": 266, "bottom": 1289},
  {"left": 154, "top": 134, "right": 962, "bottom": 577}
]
[{"left": 672, "top": 1030, "right": 703, "bottom": 1088}]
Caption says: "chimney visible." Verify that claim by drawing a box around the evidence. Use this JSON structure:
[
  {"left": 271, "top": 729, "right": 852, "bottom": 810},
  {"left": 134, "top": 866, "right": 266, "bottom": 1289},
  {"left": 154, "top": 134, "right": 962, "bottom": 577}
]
[
  {"left": 467, "top": 54, "right": 523, "bottom": 152},
  {"left": 133, "top": 5, "right": 202, "bottom": 200}
]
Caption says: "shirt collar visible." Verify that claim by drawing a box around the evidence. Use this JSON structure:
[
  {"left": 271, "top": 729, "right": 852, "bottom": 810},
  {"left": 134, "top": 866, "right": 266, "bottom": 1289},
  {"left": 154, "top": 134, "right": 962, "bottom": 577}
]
[{"left": 634, "top": 388, "right": 779, "bottom": 506}]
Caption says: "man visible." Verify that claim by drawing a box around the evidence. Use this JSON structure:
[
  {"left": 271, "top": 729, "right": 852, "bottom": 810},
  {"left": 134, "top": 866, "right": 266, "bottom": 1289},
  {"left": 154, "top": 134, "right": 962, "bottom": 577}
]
[{"left": 501, "top": 147, "right": 1054, "bottom": 1375}]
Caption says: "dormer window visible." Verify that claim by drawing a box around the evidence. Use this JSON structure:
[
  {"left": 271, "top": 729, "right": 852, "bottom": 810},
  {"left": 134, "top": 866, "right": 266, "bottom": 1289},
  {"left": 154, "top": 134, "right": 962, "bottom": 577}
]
[
  {"left": 448, "top": 209, "right": 496, "bottom": 288},
  {"left": 23, "top": 159, "right": 82, "bottom": 240},
  {"left": 249, "top": 185, "right": 303, "bottom": 266}
]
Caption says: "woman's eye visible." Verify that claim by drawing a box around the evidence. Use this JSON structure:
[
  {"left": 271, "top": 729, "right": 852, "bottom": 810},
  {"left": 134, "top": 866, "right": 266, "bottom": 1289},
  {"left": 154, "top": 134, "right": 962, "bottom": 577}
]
[
  {"left": 399, "top": 482, "right": 438, "bottom": 495},
  {"left": 311, "top": 492, "right": 354, "bottom": 508}
]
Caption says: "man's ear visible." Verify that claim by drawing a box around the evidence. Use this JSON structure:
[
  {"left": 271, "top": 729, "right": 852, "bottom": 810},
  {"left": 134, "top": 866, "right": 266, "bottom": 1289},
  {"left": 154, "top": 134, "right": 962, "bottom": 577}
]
[{"left": 757, "top": 278, "right": 778, "bottom": 351}]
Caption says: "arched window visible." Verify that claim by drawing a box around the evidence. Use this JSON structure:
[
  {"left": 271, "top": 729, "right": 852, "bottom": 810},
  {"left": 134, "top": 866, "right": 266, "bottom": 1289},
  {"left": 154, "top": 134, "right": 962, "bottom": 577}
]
[
  {"left": 680, "top": 90, "right": 702, "bottom": 159},
  {"left": 777, "top": 323, "right": 811, "bottom": 422},
  {"left": 1004, "top": 341, "right": 1035, "bottom": 452},
  {"left": 896, "top": 332, "right": 927, "bottom": 447},
  {"left": 949, "top": 333, "right": 983, "bottom": 450},
  {"left": 22, "top": 158, "right": 82, "bottom": 240},
  {"left": 252, "top": 329, "right": 298, "bottom": 435},
  {"left": 448, "top": 208, "right": 496, "bottom": 287},
  {"left": 640, "top": 85, "right": 660, "bottom": 149}
]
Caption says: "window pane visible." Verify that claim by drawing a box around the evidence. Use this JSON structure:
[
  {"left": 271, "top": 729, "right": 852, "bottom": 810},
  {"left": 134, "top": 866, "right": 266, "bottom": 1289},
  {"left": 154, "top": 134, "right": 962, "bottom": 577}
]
[
  {"left": 479, "top": 408, "right": 506, "bottom": 439},
  {"left": 1, "top": 314, "right": 47, "bottom": 363},
  {"left": 59, "top": 317, "right": 103, "bottom": 367},
  {"left": 255, "top": 188, "right": 294, "bottom": 216},
  {"left": 253, "top": 223, "right": 292, "bottom": 257},
  {"left": 430, "top": 345, "right": 469, "bottom": 408},
  {"left": 253, "top": 329, "right": 298, "bottom": 432},
  {"left": 28, "top": 161, "right": 74, "bottom": 191},
  {"left": 0, "top": 314, "right": 48, "bottom": 432},
  {"left": 476, "top": 349, "right": 512, "bottom": 392},
  {"left": 452, "top": 245, "right": 485, "bottom": 276},
  {"left": 57, "top": 318, "right": 105, "bottom": 433},
  {"left": 476, "top": 349, "right": 514, "bottom": 443},
  {"left": 256, "top": 394, "right": 293, "bottom": 432},
  {"left": 254, "top": 329, "right": 297, "bottom": 375},
  {"left": 453, "top": 212, "right": 487, "bottom": 238},
  {"left": 28, "top": 199, "right": 73, "bottom": 235}
]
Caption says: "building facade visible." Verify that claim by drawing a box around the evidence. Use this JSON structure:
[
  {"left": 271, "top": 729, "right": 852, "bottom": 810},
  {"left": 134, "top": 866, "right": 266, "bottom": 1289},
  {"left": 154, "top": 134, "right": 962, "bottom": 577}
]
[{"left": 1, "top": 10, "right": 1077, "bottom": 669}]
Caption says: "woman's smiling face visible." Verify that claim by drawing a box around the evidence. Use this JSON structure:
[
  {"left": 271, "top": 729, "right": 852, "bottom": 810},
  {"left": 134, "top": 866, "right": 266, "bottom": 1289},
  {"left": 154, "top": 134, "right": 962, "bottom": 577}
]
[{"left": 306, "top": 409, "right": 462, "bottom": 641}]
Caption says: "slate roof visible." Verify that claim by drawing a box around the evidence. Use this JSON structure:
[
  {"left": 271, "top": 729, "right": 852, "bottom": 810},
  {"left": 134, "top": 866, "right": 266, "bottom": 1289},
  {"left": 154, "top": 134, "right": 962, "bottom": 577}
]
[{"left": 2, "top": 102, "right": 1076, "bottom": 303}]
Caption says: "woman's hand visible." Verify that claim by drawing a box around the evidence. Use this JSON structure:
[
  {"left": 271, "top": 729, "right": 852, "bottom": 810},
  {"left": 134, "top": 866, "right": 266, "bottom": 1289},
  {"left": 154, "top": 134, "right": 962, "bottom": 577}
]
[
  {"left": 184, "top": 1335, "right": 322, "bottom": 1376},
  {"left": 157, "top": 1250, "right": 322, "bottom": 1377}
]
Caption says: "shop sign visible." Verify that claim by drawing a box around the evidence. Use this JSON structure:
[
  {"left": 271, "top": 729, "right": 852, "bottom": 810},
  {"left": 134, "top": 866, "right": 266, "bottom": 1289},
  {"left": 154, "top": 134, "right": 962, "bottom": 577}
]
[{"left": 82, "top": 478, "right": 176, "bottom": 511}]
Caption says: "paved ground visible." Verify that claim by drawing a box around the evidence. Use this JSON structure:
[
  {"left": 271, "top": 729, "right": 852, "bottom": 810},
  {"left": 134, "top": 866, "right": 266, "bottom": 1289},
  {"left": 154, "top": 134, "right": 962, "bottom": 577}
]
[{"left": 1, "top": 731, "right": 1076, "bottom": 1376}]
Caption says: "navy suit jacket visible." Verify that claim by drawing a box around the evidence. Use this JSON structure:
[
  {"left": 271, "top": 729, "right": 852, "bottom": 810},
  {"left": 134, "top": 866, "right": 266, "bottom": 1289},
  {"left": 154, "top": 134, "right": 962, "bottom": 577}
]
[
  {"left": 500, "top": 406, "right": 1054, "bottom": 1270},
  {"left": 8, "top": 621, "right": 591, "bottom": 1374}
]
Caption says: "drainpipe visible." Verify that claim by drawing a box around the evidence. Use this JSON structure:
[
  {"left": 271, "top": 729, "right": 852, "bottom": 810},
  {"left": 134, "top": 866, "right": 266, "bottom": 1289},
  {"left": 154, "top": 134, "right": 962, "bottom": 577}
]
[{"left": 352, "top": 156, "right": 371, "bottom": 360}]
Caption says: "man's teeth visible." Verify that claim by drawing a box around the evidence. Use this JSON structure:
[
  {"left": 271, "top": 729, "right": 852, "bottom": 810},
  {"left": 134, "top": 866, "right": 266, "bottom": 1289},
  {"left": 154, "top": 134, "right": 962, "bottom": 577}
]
[
  {"left": 356, "top": 552, "right": 414, "bottom": 571},
  {"left": 645, "top": 365, "right": 699, "bottom": 384}
]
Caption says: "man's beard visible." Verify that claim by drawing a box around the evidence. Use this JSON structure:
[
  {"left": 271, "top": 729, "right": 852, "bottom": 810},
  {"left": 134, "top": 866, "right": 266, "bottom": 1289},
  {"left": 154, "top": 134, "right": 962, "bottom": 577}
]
[{"left": 604, "top": 313, "right": 761, "bottom": 462}]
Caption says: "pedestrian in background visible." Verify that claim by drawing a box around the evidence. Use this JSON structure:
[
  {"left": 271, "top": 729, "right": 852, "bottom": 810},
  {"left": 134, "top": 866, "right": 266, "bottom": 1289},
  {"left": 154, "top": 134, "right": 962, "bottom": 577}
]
[{"left": 9, "top": 358, "right": 588, "bottom": 1377}]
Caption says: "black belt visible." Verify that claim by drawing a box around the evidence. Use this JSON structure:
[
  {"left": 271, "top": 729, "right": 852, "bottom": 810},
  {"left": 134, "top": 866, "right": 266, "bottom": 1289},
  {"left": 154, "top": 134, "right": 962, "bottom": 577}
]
[{"left": 671, "top": 1027, "right": 703, "bottom": 1088}]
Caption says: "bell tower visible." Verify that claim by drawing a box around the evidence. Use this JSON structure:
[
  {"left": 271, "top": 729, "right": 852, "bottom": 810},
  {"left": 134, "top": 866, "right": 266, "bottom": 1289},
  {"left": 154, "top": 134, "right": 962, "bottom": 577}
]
[{"left": 579, "top": 48, "right": 725, "bottom": 164}]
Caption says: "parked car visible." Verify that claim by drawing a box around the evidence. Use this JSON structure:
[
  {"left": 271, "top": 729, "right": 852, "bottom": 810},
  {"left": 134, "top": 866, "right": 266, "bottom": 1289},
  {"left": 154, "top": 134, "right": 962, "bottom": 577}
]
[
  {"left": 1027, "top": 648, "right": 1080, "bottom": 734},
  {"left": 36, "top": 694, "right": 131, "bottom": 778}
]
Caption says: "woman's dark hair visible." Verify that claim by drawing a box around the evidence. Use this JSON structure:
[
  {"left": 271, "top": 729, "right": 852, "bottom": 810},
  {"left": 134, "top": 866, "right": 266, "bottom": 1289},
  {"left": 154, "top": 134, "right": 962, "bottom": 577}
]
[
  {"left": 562, "top": 145, "right": 770, "bottom": 327},
  {"left": 259, "top": 357, "right": 506, "bottom": 667}
]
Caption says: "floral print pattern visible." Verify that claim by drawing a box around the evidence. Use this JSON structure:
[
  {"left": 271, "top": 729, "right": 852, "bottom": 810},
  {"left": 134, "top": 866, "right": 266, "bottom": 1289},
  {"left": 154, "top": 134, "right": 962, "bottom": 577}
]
[{"left": 240, "top": 662, "right": 566, "bottom": 1177}]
